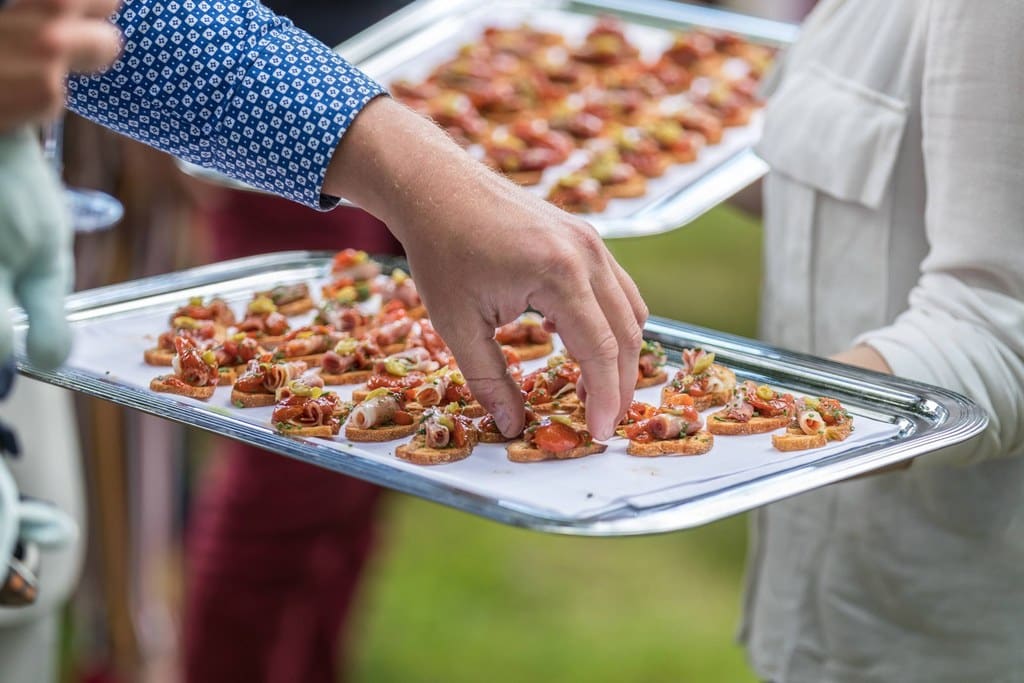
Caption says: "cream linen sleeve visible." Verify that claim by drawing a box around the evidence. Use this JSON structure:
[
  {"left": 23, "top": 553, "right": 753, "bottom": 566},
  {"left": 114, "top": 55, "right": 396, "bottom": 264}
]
[{"left": 855, "top": 0, "right": 1024, "bottom": 467}]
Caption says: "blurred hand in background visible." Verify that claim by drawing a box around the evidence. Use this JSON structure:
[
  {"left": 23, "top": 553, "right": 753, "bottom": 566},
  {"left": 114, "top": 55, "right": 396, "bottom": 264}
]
[{"left": 0, "top": 0, "right": 121, "bottom": 133}]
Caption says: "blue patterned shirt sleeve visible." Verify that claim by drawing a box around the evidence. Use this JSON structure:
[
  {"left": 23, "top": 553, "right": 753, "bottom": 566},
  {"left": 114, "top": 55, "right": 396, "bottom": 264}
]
[{"left": 67, "top": 0, "right": 387, "bottom": 209}]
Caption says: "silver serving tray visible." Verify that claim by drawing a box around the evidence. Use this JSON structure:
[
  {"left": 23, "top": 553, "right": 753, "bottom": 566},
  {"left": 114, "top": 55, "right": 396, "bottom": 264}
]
[
  {"left": 178, "top": 0, "right": 798, "bottom": 239},
  {"left": 12, "top": 253, "right": 987, "bottom": 536}
]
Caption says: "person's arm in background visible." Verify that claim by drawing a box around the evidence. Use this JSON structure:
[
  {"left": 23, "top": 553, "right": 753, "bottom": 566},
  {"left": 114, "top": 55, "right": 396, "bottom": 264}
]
[
  {"left": 845, "top": 1, "right": 1024, "bottom": 467},
  {"left": 67, "top": 0, "right": 646, "bottom": 440},
  {"left": 0, "top": 0, "right": 120, "bottom": 369}
]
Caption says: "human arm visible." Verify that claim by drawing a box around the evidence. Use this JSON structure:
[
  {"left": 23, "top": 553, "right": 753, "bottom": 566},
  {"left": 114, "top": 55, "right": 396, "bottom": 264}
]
[
  {"left": 847, "top": 1, "right": 1024, "bottom": 467},
  {"left": 67, "top": 0, "right": 646, "bottom": 438},
  {"left": 325, "top": 97, "right": 647, "bottom": 439}
]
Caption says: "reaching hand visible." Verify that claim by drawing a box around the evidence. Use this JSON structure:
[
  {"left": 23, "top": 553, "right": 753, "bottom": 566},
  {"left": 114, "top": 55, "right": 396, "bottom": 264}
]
[
  {"left": 327, "top": 97, "right": 647, "bottom": 440},
  {"left": 0, "top": 128, "right": 74, "bottom": 369},
  {"left": 0, "top": 0, "right": 122, "bottom": 133}
]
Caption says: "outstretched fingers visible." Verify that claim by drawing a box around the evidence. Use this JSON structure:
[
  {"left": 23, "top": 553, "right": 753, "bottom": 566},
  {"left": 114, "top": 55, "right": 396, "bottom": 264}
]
[{"left": 431, "top": 307, "right": 525, "bottom": 438}]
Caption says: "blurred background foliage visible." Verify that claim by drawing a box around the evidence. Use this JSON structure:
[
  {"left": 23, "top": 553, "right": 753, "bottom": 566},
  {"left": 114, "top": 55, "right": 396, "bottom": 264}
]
[{"left": 348, "top": 205, "right": 762, "bottom": 682}]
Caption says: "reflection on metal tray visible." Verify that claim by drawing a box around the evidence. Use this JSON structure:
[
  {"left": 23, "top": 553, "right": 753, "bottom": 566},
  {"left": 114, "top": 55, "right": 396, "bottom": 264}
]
[
  {"left": 177, "top": 0, "right": 799, "bottom": 239},
  {"left": 12, "top": 253, "right": 987, "bottom": 536}
]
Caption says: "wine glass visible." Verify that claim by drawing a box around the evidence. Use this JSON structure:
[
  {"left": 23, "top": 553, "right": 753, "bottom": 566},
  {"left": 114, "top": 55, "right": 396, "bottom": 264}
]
[{"left": 42, "top": 116, "right": 124, "bottom": 233}]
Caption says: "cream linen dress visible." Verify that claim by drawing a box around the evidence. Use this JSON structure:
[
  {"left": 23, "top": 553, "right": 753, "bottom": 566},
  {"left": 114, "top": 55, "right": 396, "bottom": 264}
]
[{"left": 742, "top": 1, "right": 1024, "bottom": 681}]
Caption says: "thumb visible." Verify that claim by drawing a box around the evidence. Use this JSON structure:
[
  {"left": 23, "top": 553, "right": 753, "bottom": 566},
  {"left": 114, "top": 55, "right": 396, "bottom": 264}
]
[
  {"left": 432, "top": 309, "right": 524, "bottom": 438},
  {"left": 16, "top": 249, "right": 72, "bottom": 370}
]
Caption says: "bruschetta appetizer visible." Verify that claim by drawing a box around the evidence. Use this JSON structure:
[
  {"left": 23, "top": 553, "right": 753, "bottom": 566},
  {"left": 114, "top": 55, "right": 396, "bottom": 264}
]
[
  {"left": 482, "top": 24, "right": 564, "bottom": 58},
  {"left": 405, "top": 367, "right": 485, "bottom": 418},
  {"left": 149, "top": 337, "right": 219, "bottom": 400},
  {"left": 314, "top": 299, "right": 372, "bottom": 337},
  {"left": 272, "top": 390, "right": 347, "bottom": 438},
  {"left": 367, "top": 308, "right": 415, "bottom": 355},
  {"left": 396, "top": 405, "right": 480, "bottom": 465},
  {"left": 549, "top": 102, "right": 606, "bottom": 140},
  {"left": 521, "top": 354, "right": 581, "bottom": 413},
  {"left": 345, "top": 388, "right": 418, "bottom": 442},
  {"left": 772, "top": 397, "right": 854, "bottom": 452},
  {"left": 494, "top": 312, "right": 553, "bottom": 361},
  {"left": 276, "top": 325, "right": 344, "bottom": 364},
  {"left": 209, "top": 334, "right": 266, "bottom": 385},
  {"left": 234, "top": 296, "right": 291, "bottom": 348},
  {"left": 546, "top": 172, "right": 609, "bottom": 214},
  {"left": 169, "top": 296, "right": 236, "bottom": 329},
  {"left": 477, "top": 408, "right": 539, "bottom": 444},
  {"left": 231, "top": 359, "right": 308, "bottom": 408},
  {"left": 636, "top": 340, "right": 668, "bottom": 388},
  {"left": 144, "top": 316, "right": 219, "bottom": 366},
  {"left": 613, "top": 400, "right": 659, "bottom": 436},
  {"left": 253, "top": 283, "right": 314, "bottom": 317},
  {"left": 644, "top": 119, "right": 705, "bottom": 164},
  {"left": 377, "top": 269, "right": 426, "bottom": 319},
  {"left": 572, "top": 16, "right": 640, "bottom": 66},
  {"left": 707, "top": 380, "right": 795, "bottom": 436},
  {"left": 661, "top": 348, "right": 736, "bottom": 411},
  {"left": 319, "top": 337, "right": 382, "bottom": 385},
  {"left": 353, "top": 347, "right": 440, "bottom": 402},
  {"left": 671, "top": 104, "right": 724, "bottom": 145},
  {"left": 483, "top": 129, "right": 564, "bottom": 186},
  {"left": 330, "top": 249, "right": 382, "bottom": 282},
  {"left": 585, "top": 147, "right": 647, "bottom": 199},
  {"left": 612, "top": 126, "right": 671, "bottom": 178},
  {"left": 403, "top": 318, "right": 453, "bottom": 366},
  {"left": 507, "top": 415, "right": 607, "bottom": 462},
  {"left": 621, "top": 400, "right": 713, "bottom": 457}
]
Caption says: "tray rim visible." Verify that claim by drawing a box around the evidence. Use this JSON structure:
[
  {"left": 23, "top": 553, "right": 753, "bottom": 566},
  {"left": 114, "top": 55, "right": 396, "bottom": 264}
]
[
  {"left": 177, "top": 0, "right": 797, "bottom": 239},
  {"left": 11, "top": 252, "right": 989, "bottom": 536}
]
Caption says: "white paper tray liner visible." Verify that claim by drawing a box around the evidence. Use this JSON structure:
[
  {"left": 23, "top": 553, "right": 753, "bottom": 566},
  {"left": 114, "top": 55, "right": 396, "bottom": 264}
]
[
  {"left": 358, "top": 5, "right": 764, "bottom": 222},
  {"left": 64, "top": 290, "right": 901, "bottom": 521}
]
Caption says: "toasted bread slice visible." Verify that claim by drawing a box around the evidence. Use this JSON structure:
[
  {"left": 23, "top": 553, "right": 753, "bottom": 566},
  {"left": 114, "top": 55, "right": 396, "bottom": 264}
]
[
  {"left": 479, "top": 430, "right": 516, "bottom": 444},
  {"left": 707, "top": 412, "right": 791, "bottom": 435},
  {"left": 351, "top": 388, "right": 370, "bottom": 403},
  {"left": 217, "top": 367, "right": 237, "bottom": 386},
  {"left": 772, "top": 427, "right": 827, "bottom": 452},
  {"left": 396, "top": 432, "right": 478, "bottom": 466},
  {"left": 507, "top": 169, "right": 544, "bottom": 186},
  {"left": 506, "top": 439, "right": 607, "bottom": 463},
  {"left": 320, "top": 369, "right": 373, "bottom": 386},
  {"left": 276, "top": 297, "right": 314, "bottom": 317},
  {"left": 636, "top": 369, "right": 667, "bottom": 389},
  {"left": 826, "top": 421, "right": 854, "bottom": 442},
  {"left": 143, "top": 348, "right": 174, "bottom": 366},
  {"left": 529, "top": 393, "right": 582, "bottom": 414},
  {"left": 627, "top": 430, "right": 714, "bottom": 457},
  {"left": 230, "top": 389, "right": 276, "bottom": 408},
  {"left": 274, "top": 423, "right": 337, "bottom": 438},
  {"left": 150, "top": 377, "right": 216, "bottom": 400},
  {"left": 601, "top": 174, "right": 646, "bottom": 199},
  {"left": 345, "top": 422, "right": 417, "bottom": 442},
  {"left": 660, "top": 386, "right": 714, "bottom": 411},
  {"left": 508, "top": 340, "right": 554, "bottom": 362},
  {"left": 670, "top": 147, "right": 699, "bottom": 164},
  {"left": 460, "top": 402, "right": 487, "bottom": 419}
]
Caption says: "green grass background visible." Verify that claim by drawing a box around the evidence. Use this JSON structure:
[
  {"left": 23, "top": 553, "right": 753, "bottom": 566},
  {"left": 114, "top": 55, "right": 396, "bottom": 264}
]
[{"left": 348, "top": 206, "right": 763, "bottom": 682}]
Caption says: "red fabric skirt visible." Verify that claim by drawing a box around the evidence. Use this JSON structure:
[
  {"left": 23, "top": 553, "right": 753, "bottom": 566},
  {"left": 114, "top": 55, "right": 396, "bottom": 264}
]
[{"left": 184, "top": 191, "right": 401, "bottom": 683}]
